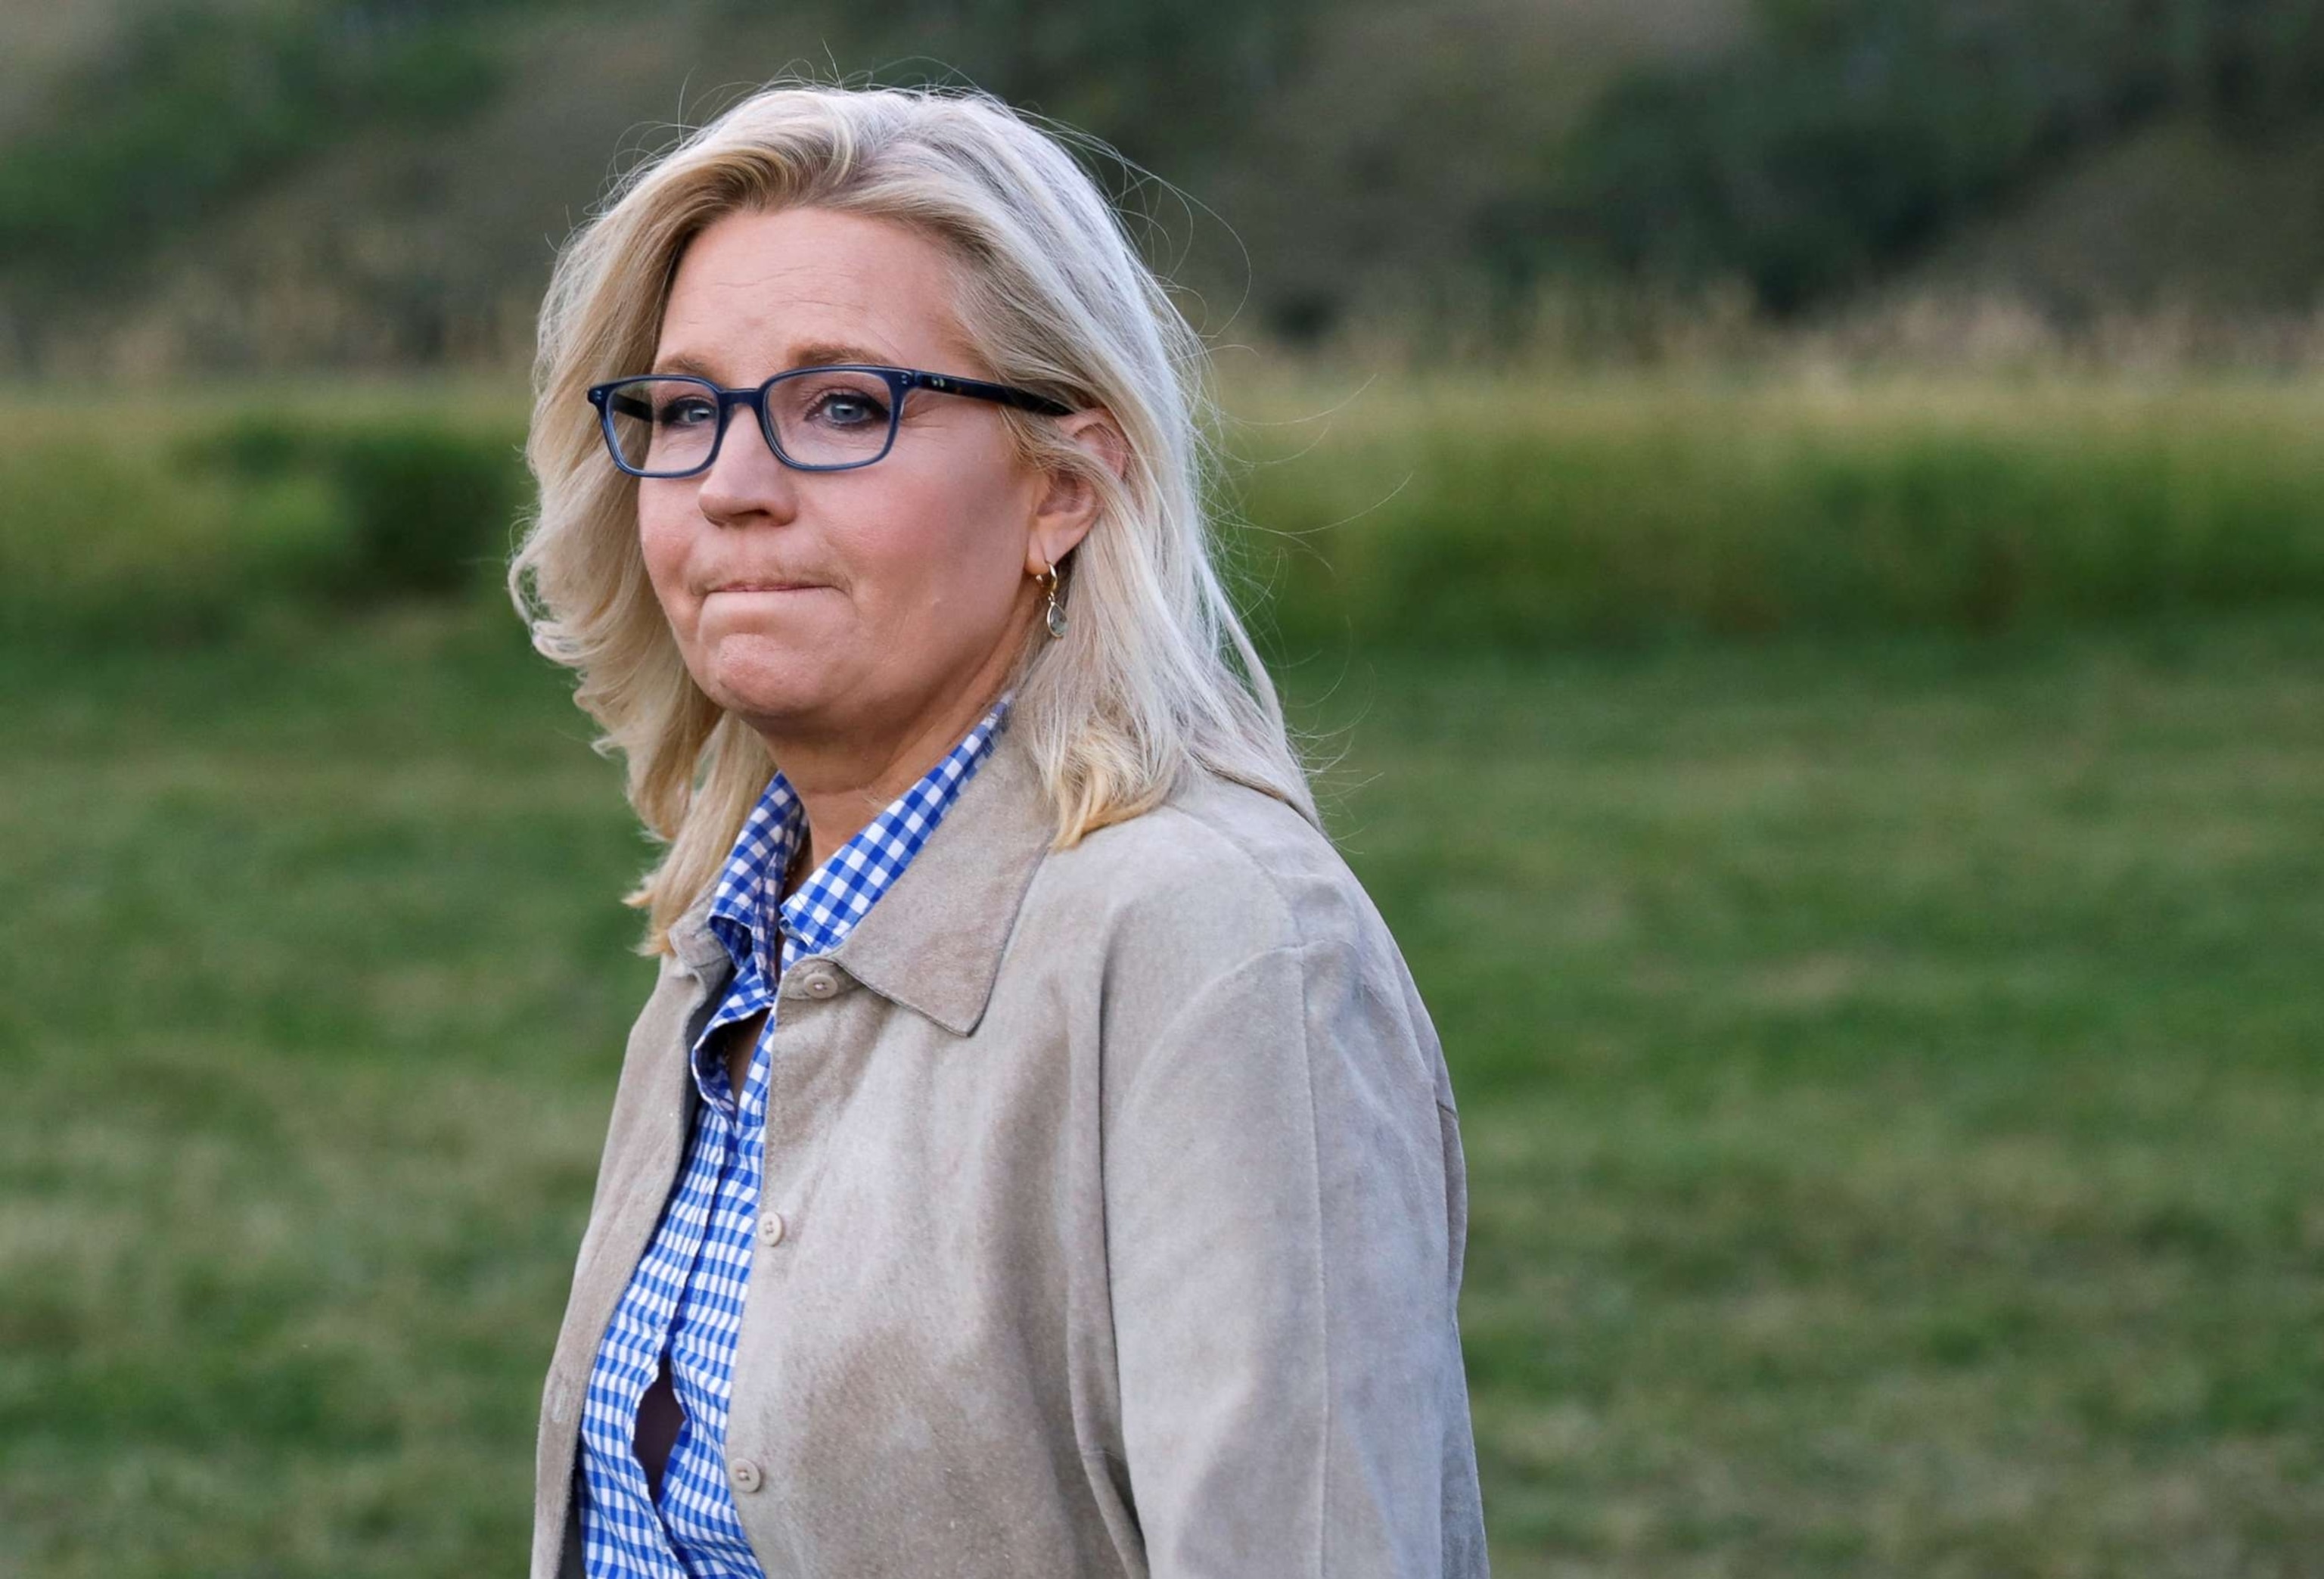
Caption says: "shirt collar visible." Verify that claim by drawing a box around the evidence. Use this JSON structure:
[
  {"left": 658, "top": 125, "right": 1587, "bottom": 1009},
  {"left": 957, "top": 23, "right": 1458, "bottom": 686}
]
[
  {"left": 668, "top": 692, "right": 1056, "bottom": 1037},
  {"left": 702, "top": 694, "right": 1012, "bottom": 984}
]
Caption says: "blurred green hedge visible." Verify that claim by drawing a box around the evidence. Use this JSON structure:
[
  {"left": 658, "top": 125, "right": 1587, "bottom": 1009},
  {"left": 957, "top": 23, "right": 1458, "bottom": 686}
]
[
  {"left": 1223, "top": 379, "right": 2324, "bottom": 653},
  {"left": 0, "top": 413, "right": 524, "bottom": 645},
  {"left": 8, "top": 380, "right": 2324, "bottom": 653},
  {"left": 189, "top": 418, "right": 527, "bottom": 601}
]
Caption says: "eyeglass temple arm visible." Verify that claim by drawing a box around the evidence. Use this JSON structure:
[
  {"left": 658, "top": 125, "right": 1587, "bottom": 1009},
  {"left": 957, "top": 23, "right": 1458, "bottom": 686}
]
[{"left": 903, "top": 371, "right": 1074, "bottom": 416}]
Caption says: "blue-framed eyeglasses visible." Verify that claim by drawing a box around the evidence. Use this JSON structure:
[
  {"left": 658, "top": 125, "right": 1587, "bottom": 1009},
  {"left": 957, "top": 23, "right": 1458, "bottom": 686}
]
[{"left": 586, "top": 364, "right": 1073, "bottom": 478}]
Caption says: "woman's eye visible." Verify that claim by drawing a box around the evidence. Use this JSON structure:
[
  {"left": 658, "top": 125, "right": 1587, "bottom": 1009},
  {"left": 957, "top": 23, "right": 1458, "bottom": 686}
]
[
  {"left": 810, "top": 391, "right": 888, "bottom": 427},
  {"left": 659, "top": 397, "right": 716, "bottom": 427}
]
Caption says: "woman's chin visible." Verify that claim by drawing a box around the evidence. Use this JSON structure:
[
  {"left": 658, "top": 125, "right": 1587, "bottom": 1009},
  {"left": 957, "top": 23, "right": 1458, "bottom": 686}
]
[{"left": 694, "top": 637, "right": 851, "bottom": 725}]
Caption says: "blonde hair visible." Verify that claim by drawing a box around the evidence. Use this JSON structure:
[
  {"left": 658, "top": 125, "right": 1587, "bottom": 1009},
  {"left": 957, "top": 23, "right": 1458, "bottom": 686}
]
[{"left": 506, "top": 80, "right": 1316, "bottom": 956}]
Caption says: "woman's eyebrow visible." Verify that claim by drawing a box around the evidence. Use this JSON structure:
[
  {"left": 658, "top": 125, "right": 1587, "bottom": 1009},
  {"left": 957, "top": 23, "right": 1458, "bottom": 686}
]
[
  {"left": 784, "top": 340, "right": 896, "bottom": 368},
  {"left": 649, "top": 351, "right": 722, "bottom": 378},
  {"left": 649, "top": 343, "right": 899, "bottom": 379}
]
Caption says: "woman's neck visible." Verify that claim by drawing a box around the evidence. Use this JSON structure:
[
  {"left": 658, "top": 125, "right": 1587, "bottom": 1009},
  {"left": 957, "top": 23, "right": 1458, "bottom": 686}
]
[{"left": 763, "top": 636, "right": 1024, "bottom": 877}]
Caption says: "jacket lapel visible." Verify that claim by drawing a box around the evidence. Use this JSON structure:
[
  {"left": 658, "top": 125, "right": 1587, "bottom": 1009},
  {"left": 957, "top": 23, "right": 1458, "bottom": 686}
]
[
  {"left": 663, "top": 723, "right": 1054, "bottom": 1034},
  {"left": 825, "top": 723, "right": 1055, "bottom": 1036}
]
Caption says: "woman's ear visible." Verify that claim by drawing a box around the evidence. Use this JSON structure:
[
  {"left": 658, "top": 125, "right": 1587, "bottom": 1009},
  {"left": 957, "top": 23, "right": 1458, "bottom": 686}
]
[{"left": 1027, "top": 409, "right": 1129, "bottom": 574}]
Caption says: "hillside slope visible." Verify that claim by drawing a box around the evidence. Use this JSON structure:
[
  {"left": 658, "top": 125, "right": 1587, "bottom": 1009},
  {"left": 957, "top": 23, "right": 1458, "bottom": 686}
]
[
  {"left": 9, "top": 0, "right": 2320, "bottom": 374},
  {"left": 1897, "top": 115, "right": 2324, "bottom": 319},
  {"left": 0, "top": 0, "right": 1744, "bottom": 373}
]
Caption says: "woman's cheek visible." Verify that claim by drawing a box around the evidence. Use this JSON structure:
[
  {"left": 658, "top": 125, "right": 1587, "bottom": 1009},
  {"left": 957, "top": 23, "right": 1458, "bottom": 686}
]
[{"left": 635, "top": 518, "right": 694, "bottom": 629}]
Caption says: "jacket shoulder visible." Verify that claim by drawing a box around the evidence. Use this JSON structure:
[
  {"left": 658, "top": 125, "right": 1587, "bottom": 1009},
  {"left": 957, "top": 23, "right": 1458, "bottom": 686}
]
[{"left": 1027, "top": 766, "right": 1388, "bottom": 971}]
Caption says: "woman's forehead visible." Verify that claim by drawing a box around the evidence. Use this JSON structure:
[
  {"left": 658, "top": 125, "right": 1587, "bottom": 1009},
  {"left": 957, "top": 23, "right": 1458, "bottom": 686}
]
[{"left": 655, "top": 207, "right": 977, "bottom": 375}]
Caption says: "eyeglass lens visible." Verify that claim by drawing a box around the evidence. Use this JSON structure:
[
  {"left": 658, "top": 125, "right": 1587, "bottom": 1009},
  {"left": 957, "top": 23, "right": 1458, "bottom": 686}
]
[{"left": 603, "top": 372, "right": 897, "bottom": 474}]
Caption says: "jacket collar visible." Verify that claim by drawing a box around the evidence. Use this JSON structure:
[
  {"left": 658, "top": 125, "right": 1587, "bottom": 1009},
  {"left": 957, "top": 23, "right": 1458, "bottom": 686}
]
[
  {"left": 670, "top": 887, "right": 732, "bottom": 978},
  {"left": 666, "top": 723, "right": 1055, "bottom": 1036}
]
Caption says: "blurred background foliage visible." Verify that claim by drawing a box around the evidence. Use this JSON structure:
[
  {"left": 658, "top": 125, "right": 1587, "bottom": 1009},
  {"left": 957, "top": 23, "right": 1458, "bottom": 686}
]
[
  {"left": 11, "top": 0, "right": 2324, "bottom": 365},
  {"left": 6, "top": 4, "right": 2324, "bottom": 1577},
  {"left": 1529, "top": 0, "right": 2324, "bottom": 315}
]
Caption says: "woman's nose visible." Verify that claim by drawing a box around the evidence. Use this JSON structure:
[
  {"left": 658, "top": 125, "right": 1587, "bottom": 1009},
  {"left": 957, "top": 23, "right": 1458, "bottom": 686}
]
[{"left": 696, "top": 406, "right": 801, "bottom": 525}]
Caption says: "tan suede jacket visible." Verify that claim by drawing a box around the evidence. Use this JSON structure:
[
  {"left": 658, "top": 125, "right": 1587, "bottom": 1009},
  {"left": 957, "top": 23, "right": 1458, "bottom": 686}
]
[{"left": 533, "top": 723, "right": 1488, "bottom": 1577}]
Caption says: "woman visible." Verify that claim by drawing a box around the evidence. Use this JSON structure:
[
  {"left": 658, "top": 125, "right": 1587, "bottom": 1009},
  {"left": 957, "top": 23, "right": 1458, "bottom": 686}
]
[{"left": 508, "top": 81, "right": 1486, "bottom": 1578}]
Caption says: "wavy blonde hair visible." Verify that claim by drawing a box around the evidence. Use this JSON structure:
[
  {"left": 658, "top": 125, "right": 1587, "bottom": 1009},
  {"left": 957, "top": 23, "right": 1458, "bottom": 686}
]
[{"left": 506, "top": 81, "right": 1316, "bottom": 957}]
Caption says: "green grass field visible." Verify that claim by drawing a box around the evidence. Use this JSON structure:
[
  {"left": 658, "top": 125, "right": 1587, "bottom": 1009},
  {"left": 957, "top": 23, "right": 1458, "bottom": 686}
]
[{"left": 4, "top": 599, "right": 2319, "bottom": 1575}]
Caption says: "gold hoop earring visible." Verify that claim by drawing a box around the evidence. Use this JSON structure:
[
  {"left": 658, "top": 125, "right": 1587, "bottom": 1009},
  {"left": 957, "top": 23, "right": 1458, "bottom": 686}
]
[{"left": 1036, "top": 556, "right": 1068, "bottom": 639}]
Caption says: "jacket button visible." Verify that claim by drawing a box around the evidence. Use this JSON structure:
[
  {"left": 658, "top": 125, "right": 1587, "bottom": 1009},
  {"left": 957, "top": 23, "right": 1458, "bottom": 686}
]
[
  {"left": 801, "top": 968, "right": 837, "bottom": 999},
  {"left": 759, "top": 1211, "right": 786, "bottom": 1246},
  {"left": 731, "top": 1458, "right": 763, "bottom": 1494}
]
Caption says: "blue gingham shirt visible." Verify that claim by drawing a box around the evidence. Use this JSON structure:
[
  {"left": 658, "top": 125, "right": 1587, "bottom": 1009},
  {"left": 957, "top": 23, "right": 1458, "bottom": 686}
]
[{"left": 576, "top": 698, "right": 1010, "bottom": 1577}]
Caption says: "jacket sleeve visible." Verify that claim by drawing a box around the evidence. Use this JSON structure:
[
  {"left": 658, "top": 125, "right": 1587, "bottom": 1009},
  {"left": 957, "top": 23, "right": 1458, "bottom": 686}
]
[{"left": 1100, "top": 936, "right": 1489, "bottom": 1578}]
